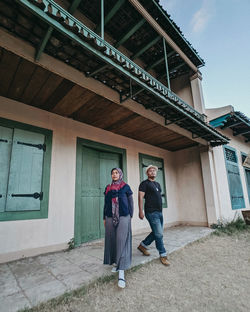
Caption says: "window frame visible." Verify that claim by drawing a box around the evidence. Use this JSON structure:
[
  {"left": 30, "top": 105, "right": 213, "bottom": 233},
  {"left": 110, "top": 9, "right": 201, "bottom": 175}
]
[
  {"left": 0, "top": 117, "right": 52, "bottom": 221},
  {"left": 139, "top": 153, "right": 167, "bottom": 208},
  {"left": 223, "top": 145, "right": 245, "bottom": 210},
  {"left": 241, "top": 151, "right": 250, "bottom": 203}
]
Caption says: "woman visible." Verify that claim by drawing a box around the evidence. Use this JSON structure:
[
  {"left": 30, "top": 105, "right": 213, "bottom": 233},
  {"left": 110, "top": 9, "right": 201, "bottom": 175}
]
[{"left": 103, "top": 168, "right": 133, "bottom": 288}]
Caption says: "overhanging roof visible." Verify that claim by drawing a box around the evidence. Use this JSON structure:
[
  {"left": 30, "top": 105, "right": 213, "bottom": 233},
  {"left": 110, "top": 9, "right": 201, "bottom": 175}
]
[
  {"left": 0, "top": 0, "right": 229, "bottom": 148},
  {"left": 137, "top": 0, "right": 205, "bottom": 67},
  {"left": 210, "top": 111, "right": 250, "bottom": 143}
]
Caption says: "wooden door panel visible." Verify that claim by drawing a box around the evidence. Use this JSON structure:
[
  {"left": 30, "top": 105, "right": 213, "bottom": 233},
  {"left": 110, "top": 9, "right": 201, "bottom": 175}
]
[
  {"left": 76, "top": 146, "right": 121, "bottom": 244},
  {"left": 0, "top": 126, "right": 13, "bottom": 212},
  {"left": 6, "top": 129, "right": 45, "bottom": 211},
  {"left": 80, "top": 197, "right": 100, "bottom": 242},
  {"left": 99, "top": 152, "right": 121, "bottom": 237}
]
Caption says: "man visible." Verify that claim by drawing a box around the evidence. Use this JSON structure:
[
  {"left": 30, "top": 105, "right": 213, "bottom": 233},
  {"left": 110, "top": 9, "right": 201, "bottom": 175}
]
[{"left": 137, "top": 165, "right": 170, "bottom": 266}]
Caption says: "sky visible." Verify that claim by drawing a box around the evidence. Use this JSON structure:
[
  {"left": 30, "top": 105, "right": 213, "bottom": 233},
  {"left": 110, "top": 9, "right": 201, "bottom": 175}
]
[{"left": 159, "top": 0, "right": 250, "bottom": 117}]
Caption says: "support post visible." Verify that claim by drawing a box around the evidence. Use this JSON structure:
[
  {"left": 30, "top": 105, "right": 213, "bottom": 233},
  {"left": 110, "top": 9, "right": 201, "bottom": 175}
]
[
  {"left": 35, "top": 26, "right": 53, "bottom": 61},
  {"left": 190, "top": 71, "right": 206, "bottom": 115},
  {"left": 199, "top": 146, "right": 221, "bottom": 225},
  {"left": 163, "top": 38, "right": 170, "bottom": 89},
  {"left": 101, "top": 0, "right": 104, "bottom": 40}
]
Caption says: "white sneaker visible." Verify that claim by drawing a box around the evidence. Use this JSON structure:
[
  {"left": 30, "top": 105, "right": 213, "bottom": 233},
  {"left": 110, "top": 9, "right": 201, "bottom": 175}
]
[
  {"left": 118, "top": 278, "right": 126, "bottom": 288},
  {"left": 111, "top": 267, "right": 118, "bottom": 273}
]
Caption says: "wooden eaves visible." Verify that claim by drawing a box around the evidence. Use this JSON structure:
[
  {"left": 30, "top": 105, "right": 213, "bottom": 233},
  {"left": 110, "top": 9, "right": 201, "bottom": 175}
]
[{"left": 10, "top": 0, "right": 229, "bottom": 147}]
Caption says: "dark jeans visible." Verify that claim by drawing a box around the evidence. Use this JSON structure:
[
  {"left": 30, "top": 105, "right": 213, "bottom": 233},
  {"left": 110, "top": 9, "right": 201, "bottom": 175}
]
[{"left": 142, "top": 211, "right": 167, "bottom": 257}]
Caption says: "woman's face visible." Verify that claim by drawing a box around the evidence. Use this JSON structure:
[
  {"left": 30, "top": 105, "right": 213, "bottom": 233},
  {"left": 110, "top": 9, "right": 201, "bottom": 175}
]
[{"left": 112, "top": 169, "right": 120, "bottom": 181}]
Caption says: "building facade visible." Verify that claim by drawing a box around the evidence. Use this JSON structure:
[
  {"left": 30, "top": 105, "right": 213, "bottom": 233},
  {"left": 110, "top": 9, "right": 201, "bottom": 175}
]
[
  {"left": 208, "top": 106, "right": 250, "bottom": 221},
  {"left": 0, "top": 0, "right": 243, "bottom": 263}
]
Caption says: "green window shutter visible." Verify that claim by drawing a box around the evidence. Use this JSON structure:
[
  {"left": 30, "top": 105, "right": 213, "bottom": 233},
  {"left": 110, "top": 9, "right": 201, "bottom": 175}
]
[
  {"left": 0, "top": 126, "right": 13, "bottom": 212},
  {"left": 139, "top": 154, "right": 167, "bottom": 208},
  {"left": 242, "top": 154, "right": 250, "bottom": 202},
  {"left": 224, "top": 147, "right": 245, "bottom": 210},
  {"left": 5, "top": 128, "right": 45, "bottom": 212},
  {"left": 245, "top": 169, "right": 250, "bottom": 202}
]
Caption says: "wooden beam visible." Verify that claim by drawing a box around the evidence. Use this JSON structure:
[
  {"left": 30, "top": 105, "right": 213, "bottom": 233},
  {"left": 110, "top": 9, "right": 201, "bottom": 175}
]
[
  {"left": 88, "top": 18, "right": 147, "bottom": 77},
  {"left": 165, "top": 117, "right": 188, "bottom": 126},
  {"left": 35, "top": 26, "right": 53, "bottom": 61},
  {"left": 146, "top": 50, "right": 175, "bottom": 71},
  {"left": 157, "top": 61, "right": 186, "bottom": 80},
  {"left": 163, "top": 38, "right": 170, "bottom": 89},
  {"left": 68, "top": 0, "right": 82, "bottom": 14},
  {"left": 115, "top": 18, "right": 146, "bottom": 48},
  {"left": 233, "top": 129, "right": 250, "bottom": 136},
  {"left": 96, "top": 0, "right": 126, "bottom": 33},
  {"left": 128, "top": 0, "right": 199, "bottom": 72},
  {"left": 131, "top": 36, "right": 161, "bottom": 60},
  {"left": 35, "top": 0, "right": 82, "bottom": 61},
  {"left": 170, "top": 62, "right": 186, "bottom": 73}
]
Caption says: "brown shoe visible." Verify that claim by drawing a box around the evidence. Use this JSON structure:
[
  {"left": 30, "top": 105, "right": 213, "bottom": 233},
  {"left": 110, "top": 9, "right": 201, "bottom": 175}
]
[
  {"left": 160, "top": 256, "right": 170, "bottom": 266},
  {"left": 137, "top": 244, "right": 150, "bottom": 256}
]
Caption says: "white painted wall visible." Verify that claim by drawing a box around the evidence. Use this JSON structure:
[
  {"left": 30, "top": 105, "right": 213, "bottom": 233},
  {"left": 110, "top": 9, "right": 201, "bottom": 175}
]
[
  {"left": 212, "top": 129, "right": 250, "bottom": 222},
  {"left": 170, "top": 74, "right": 194, "bottom": 108},
  {"left": 173, "top": 146, "right": 208, "bottom": 225}
]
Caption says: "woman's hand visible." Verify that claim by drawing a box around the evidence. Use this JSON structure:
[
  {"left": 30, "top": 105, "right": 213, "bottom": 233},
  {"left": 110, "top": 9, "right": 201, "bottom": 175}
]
[
  {"left": 139, "top": 210, "right": 144, "bottom": 220},
  {"left": 103, "top": 219, "right": 106, "bottom": 227}
]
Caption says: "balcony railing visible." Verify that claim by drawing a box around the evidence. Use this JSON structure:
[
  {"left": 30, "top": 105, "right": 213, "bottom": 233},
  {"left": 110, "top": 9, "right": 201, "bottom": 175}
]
[
  {"left": 18, "top": 0, "right": 205, "bottom": 121},
  {"left": 16, "top": 0, "right": 229, "bottom": 145}
]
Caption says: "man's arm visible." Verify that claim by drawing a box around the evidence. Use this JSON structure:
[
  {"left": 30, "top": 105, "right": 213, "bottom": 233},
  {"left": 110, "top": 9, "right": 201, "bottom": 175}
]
[{"left": 138, "top": 191, "right": 145, "bottom": 220}]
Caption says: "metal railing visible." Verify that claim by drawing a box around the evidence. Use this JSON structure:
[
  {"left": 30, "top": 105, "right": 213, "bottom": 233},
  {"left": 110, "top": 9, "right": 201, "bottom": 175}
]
[{"left": 18, "top": 0, "right": 206, "bottom": 123}]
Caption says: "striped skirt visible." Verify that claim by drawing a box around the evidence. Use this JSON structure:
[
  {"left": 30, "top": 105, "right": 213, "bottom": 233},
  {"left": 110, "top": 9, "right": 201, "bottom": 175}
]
[{"left": 103, "top": 215, "right": 132, "bottom": 270}]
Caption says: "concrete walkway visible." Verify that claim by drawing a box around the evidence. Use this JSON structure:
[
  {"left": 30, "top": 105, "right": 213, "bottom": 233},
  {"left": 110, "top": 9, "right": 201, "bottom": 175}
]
[{"left": 0, "top": 226, "right": 212, "bottom": 312}]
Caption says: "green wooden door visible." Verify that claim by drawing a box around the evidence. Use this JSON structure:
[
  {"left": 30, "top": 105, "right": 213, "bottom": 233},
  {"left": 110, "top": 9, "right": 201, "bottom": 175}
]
[
  {"left": 242, "top": 154, "right": 250, "bottom": 202},
  {"left": 140, "top": 154, "right": 167, "bottom": 207},
  {"left": 245, "top": 169, "right": 250, "bottom": 201},
  {"left": 0, "top": 126, "right": 13, "bottom": 212},
  {"left": 75, "top": 146, "right": 121, "bottom": 245},
  {"left": 99, "top": 152, "right": 120, "bottom": 237}
]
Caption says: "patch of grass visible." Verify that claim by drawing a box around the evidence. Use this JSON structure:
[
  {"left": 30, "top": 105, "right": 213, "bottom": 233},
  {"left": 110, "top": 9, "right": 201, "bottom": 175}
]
[{"left": 211, "top": 217, "right": 249, "bottom": 236}]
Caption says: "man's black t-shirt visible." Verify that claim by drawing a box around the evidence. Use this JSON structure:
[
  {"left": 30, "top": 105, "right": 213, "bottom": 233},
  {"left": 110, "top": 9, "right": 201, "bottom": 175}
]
[{"left": 139, "top": 179, "right": 162, "bottom": 213}]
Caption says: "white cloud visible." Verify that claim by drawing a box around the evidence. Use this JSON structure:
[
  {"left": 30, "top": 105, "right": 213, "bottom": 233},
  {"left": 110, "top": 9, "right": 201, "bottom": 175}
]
[{"left": 191, "top": 0, "right": 215, "bottom": 34}]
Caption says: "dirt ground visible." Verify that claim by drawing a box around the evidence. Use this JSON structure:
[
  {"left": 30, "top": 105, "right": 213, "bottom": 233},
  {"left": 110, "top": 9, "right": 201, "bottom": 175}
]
[{"left": 27, "top": 231, "right": 250, "bottom": 312}]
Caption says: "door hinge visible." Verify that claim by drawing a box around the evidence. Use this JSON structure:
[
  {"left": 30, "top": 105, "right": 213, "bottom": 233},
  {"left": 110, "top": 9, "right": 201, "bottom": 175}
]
[
  {"left": 11, "top": 192, "right": 43, "bottom": 200},
  {"left": 17, "top": 141, "right": 46, "bottom": 151}
]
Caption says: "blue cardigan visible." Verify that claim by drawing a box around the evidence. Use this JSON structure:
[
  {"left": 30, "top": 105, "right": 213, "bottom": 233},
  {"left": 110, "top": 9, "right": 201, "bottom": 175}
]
[{"left": 103, "top": 183, "right": 133, "bottom": 219}]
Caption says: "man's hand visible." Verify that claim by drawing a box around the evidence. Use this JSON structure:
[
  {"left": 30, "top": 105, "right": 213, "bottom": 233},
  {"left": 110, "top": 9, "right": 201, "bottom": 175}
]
[
  {"left": 139, "top": 210, "right": 144, "bottom": 220},
  {"left": 103, "top": 219, "right": 106, "bottom": 227},
  {"left": 138, "top": 191, "right": 145, "bottom": 220}
]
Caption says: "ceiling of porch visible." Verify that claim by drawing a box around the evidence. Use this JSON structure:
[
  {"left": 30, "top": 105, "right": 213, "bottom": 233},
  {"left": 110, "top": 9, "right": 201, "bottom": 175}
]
[
  {"left": 0, "top": 48, "right": 199, "bottom": 151},
  {"left": 0, "top": 0, "right": 229, "bottom": 148}
]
